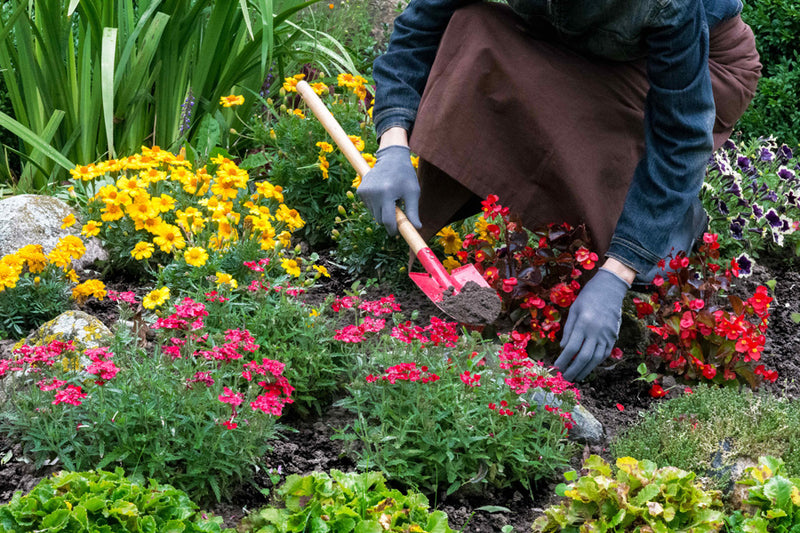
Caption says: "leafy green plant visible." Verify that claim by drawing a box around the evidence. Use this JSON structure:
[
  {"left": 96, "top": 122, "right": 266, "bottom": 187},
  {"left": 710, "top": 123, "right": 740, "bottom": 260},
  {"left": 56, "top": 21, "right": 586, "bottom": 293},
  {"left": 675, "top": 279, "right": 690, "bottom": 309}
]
[
  {"left": 241, "top": 470, "right": 455, "bottom": 533},
  {"left": 611, "top": 385, "right": 800, "bottom": 484},
  {"left": 0, "top": 468, "right": 234, "bottom": 532},
  {"left": 532, "top": 455, "right": 725, "bottom": 533},
  {"left": 0, "top": 0, "right": 357, "bottom": 190},
  {"left": 632, "top": 233, "right": 777, "bottom": 389},
  {"left": 331, "top": 191, "right": 410, "bottom": 285},
  {"left": 245, "top": 72, "right": 377, "bottom": 247},
  {"left": 727, "top": 456, "right": 800, "bottom": 533},
  {"left": 333, "top": 303, "right": 578, "bottom": 495},
  {"left": 702, "top": 138, "right": 800, "bottom": 263},
  {"left": 739, "top": 1, "right": 800, "bottom": 145},
  {"left": 0, "top": 296, "right": 292, "bottom": 502}
]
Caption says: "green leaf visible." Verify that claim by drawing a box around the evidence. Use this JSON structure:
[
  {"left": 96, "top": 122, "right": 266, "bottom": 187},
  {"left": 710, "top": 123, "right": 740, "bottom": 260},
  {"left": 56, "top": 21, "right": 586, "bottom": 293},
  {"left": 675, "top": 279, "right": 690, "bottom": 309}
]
[
  {"left": 41, "top": 508, "right": 70, "bottom": 528},
  {"left": 354, "top": 520, "right": 382, "bottom": 533},
  {"left": 765, "top": 279, "right": 777, "bottom": 291},
  {"left": 791, "top": 312, "right": 800, "bottom": 324},
  {"left": 0, "top": 110, "right": 74, "bottom": 171},
  {"left": 101, "top": 27, "right": 117, "bottom": 158}
]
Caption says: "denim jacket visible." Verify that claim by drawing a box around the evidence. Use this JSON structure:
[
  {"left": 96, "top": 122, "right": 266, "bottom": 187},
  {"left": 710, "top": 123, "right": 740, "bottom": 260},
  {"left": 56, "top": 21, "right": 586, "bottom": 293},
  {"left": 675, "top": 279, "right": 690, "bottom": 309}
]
[{"left": 372, "top": 0, "right": 743, "bottom": 274}]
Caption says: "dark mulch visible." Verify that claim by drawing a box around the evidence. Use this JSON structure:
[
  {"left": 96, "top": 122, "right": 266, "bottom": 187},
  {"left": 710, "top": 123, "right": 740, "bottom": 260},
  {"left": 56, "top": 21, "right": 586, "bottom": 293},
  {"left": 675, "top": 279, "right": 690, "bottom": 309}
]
[{"left": 2, "top": 251, "right": 799, "bottom": 532}]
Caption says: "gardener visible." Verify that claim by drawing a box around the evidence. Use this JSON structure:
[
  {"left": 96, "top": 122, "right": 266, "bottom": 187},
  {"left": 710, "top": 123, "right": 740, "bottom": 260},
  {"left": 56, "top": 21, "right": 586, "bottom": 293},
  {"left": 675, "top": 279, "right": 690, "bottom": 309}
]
[{"left": 358, "top": 0, "right": 761, "bottom": 381}]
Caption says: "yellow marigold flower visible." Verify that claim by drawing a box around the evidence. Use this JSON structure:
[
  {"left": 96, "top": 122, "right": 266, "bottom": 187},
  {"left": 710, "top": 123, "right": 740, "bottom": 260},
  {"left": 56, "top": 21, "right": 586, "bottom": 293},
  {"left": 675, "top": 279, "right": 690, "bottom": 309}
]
[
  {"left": 220, "top": 94, "right": 245, "bottom": 107},
  {"left": 318, "top": 155, "right": 330, "bottom": 179},
  {"left": 313, "top": 264, "right": 330, "bottom": 278},
  {"left": 152, "top": 194, "right": 177, "bottom": 213},
  {"left": 269, "top": 128, "right": 277, "bottom": 140},
  {"left": 316, "top": 141, "right": 334, "bottom": 154},
  {"left": 139, "top": 167, "right": 167, "bottom": 185},
  {"left": 281, "top": 257, "right": 301, "bottom": 277},
  {"left": 311, "top": 82, "right": 329, "bottom": 95},
  {"left": 437, "top": 226, "right": 463, "bottom": 255},
  {"left": 368, "top": 106, "right": 373, "bottom": 119},
  {"left": 131, "top": 241, "right": 155, "bottom": 260},
  {"left": 81, "top": 220, "right": 102, "bottom": 237},
  {"left": 65, "top": 268, "right": 79, "bottom": 283},
  {"left": 46, "top": 248, "right": 72, "bottom": 269},
  {"left": 443, "top": 256, "right": 462, "bottom": 273},
  {"left": 275, "top": 204, "right": 305, "bottom": 231},
  {"left": 54, "top": 235, "right": 86, "bottom": 260},
  {"left": 71, "top": 279, "right": 107, "bottom": 305},
  {"left": 169, "top": 166, "right": 193, "bottom": 182},
  {"left": 277, "top": 231, "right": 292, "bottom": 249},
  {"left": 16, "top": 244, "right": 47, "bottom": 273},
  {"left": 337, "top": 73, "right": 367, "bottom": 88},
  {"left": 791, "top": 485, "right": 800, "bottom": 506},
  {"left": 352, "top": 174, "right": 362, "bottom": 188},
  {"left": 176, "top": 207, "right": 206, "bottom": 234},
  {"left": 290, "top": 108, "right": 306, "bottom": 119},
  {"left": 215, "top": 272, "right": 238, "bottom": 288},
  {"left": 126, "top": 198, "right": 157, "bottom": 221},
  {"left": 61, "top": 214, "right": 77, "bottom": 229},
  {"left": 69, "top": 164, "right": 98, "bottom": 181},
  {"left": 143, "top": 286, "right": 170, "bottom": 309},
  {"left": 362, "top": 153, "right": 376, "bottom": 168},
  {"left": 153, "top": 223, "right": 186, "bottom": 253},
  {"left": 348, "top": 135, "right": 365, "bottom": 151},
  {"left": 355, "top": 84, "right": 367, "bottom": 100},
  {"left": 475, "top": 216, "right": 496, "bottom": 245},
  {"left": 0, "top": 259, "right": 22, "bottom": 290},
  {"left": 410, "top": 154, "right": 419, "bottom": 169},
  {"left": 282, "top": 74, "right": 305, "bottom": 92},
  {"left": 184, "top": 247, "right": 209, "bottom": 267},
  {"left": 255, "top": 181, "right": 284, "bottom": 202}
]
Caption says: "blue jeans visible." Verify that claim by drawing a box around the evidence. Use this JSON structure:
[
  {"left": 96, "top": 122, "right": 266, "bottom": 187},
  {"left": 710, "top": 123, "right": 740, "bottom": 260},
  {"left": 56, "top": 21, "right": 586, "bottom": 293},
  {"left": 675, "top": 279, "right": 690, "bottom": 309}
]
[{"left": 373, "top": 0, "right": 743, "bottom": 273}]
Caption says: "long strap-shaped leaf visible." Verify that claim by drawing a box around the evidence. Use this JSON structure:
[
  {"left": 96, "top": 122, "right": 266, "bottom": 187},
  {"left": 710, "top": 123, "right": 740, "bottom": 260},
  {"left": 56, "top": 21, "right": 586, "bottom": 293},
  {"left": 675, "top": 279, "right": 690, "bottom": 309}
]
[
  {"left": 0, "top": 110, "right": 74, "bottom": 172},
  {"left": 101, "top": 28, "right": 117, "bottom": 158}
]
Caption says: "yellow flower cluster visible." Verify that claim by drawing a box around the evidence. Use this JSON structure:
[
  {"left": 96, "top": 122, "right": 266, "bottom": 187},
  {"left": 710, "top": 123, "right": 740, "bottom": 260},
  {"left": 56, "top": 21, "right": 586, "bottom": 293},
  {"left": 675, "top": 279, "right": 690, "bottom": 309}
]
[
  {"left": 337, "top": 73, "right": 369, "bottom": 100},
  {"left": 72, "top": 279, "right": 107, "bottom": 304},
  {"left": 72, "top": 146, "right": 305, "bottom": 269},
  {"left": 0, "top": 237, "right": 88, "bottom": 292}
]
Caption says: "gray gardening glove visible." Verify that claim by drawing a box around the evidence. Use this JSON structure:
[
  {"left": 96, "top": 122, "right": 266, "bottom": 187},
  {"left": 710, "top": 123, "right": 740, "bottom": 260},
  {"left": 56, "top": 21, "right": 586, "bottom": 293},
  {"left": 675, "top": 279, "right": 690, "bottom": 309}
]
[
  {"left": 357, "top": 145, "right": 421, "bottom": 236},
  {"left": 554, "top": 268, "right": 630, "bottom": 382}
]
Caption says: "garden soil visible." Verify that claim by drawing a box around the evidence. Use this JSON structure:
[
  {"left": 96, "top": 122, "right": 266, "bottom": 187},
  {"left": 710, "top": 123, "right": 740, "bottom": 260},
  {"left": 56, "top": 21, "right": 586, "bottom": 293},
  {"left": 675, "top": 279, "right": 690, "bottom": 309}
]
[{"left": 3, "top": 252, "right": 798, "bottom": 531}]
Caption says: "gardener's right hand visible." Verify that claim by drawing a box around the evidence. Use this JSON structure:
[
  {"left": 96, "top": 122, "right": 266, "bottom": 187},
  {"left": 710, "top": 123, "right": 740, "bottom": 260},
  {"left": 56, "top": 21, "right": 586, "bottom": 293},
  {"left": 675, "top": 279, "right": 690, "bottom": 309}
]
[{"left": 357, "top": 145, "right": 421, "bottom": 236}]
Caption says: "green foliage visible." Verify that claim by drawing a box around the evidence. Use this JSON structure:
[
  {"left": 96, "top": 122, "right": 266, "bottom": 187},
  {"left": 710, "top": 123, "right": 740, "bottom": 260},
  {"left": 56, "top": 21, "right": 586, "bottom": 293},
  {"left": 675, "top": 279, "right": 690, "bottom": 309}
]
[
  {"left": 0, "top": 0, "right": 357, "bottom": 191},
  {"left": 331, "top": 192, "right": 410, "bottom": 286},
  {"left": 702, "top": 138, "right": 800, "bottom": 263},
  {"left": 241, "top": 470, "right": 454, "bottom": 533},
  {"left": 199, "top": 277, "right": 357, "bottom": 416},
  {"left": 0, "top": 264, "right": 71, "bottom": 339},
  {"left": 727, "top": 456, "right": 800, "bottom": 533},
  {"left": 0, "top": 468, "right": 233, "bottom": 533},
  {"left": 246, "top": 76, "right": 376, "bottom": 247},
  {"left": 334, "top": 317, "right": 578, "bottom": 496},
  {"left": 739, "top": 1, "right": 800, "bottom": 145},
  {"left": 532, "top": 455, "right": 725, "bottom": 533},
  {"left": 610, "top": 385, "right": 800, "bottom": 484},
  {"left": 0, "top": 301, "right": 289, "bottom": 503}
]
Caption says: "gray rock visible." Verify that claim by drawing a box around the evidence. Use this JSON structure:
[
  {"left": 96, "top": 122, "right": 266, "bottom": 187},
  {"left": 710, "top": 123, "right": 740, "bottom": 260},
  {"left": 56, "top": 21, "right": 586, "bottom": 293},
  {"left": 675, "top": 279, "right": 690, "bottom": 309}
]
[
  {"left": 0, "top": 194, "right": 107, "bottom": 271},
  {"left": 24, "top": 310, "right": 113, "bottom": 354},
  {"left": 529, "top": 388, "right": 604, "bottom": 444}
]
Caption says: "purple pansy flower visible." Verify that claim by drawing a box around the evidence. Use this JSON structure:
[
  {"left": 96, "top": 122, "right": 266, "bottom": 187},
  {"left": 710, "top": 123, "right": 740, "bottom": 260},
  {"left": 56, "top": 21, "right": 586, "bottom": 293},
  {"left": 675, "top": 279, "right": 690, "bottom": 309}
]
[
  {"left": 759, "top": 147, "right": 775, "bottom": 162},
  {"left": 730, "top": 221, "right": 744, "bottom": 240},
  {"left": 717, "top": 199, "right": 729, "bottom": 215},
  {"left": 752, "top": 203, "right": 764, "bottom": 219},
  {"left": 765, "top": 209, "right": 782, "bottom": 228},
  {"left": 778, "top": 144, "right": 793, "bottom": 163},
  {"left": 778, "top": 166, "right": 796, "bottom": 181}
]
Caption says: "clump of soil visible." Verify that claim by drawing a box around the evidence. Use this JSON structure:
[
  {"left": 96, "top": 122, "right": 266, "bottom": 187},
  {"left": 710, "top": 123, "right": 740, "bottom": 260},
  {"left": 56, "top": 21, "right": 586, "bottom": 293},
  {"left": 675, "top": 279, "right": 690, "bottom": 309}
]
[{"left": 438, "top": 281, "right": 502, "bottom": 325}]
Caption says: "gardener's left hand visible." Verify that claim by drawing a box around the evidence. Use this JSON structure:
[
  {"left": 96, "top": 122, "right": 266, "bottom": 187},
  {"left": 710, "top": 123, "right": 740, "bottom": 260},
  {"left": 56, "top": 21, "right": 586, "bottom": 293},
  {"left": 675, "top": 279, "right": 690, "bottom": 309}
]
[{"left": 554, "top": 265, "right": 631, "bottom": 382}]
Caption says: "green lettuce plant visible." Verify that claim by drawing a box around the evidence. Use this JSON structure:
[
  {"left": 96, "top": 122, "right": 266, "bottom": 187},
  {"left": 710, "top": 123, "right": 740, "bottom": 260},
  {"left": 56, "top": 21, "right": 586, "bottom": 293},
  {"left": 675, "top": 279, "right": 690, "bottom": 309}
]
[
  {"left": 727, "top": 456, "right": 800, "bottom": 533},
  {"left": 0, "top": 468, "right": 234, "bottom": 532},
  {"left": 532, "top": 455, "right": 725, "bottom": 533},
  {"left": 240, "top": 470, "right": 454, "bottom": 533}
]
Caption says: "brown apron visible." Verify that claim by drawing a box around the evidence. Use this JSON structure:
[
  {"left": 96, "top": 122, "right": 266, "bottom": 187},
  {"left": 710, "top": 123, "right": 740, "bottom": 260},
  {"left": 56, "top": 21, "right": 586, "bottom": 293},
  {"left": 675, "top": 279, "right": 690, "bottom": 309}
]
[{"left": 410, "top": 3, "right": 761, "bottom": 256}]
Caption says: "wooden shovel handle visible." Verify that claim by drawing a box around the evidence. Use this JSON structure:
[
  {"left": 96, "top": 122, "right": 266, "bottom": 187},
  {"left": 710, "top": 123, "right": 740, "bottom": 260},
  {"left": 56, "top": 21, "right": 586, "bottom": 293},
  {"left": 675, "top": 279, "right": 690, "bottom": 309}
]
[{"left": 296, "top": 80, "right": 429, "bottom": 256}]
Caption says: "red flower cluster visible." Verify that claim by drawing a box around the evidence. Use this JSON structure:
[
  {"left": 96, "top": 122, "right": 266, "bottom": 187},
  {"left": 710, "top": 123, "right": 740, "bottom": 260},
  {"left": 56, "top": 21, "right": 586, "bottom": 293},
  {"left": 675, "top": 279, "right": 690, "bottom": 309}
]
[
  {"left": 366, "top": 362, "right": 441, "bottom": 384},
  {"left": 390, "top": 316, "right": 459, "bottom": 348},
  {"left": 84, "top": 347, "right": 119, "bottom": 385},
  {"left": 638, "top": 234, "right": 777, "bottom": 387},
  {"left": 456, "top": 195, "right": 598, "bottom": 347},
  {"left": 218, "top": 357, "right": 294, "bottom": 429},
  {"left": 331, "top": 295, "right": 403, "bottom": 343}
]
